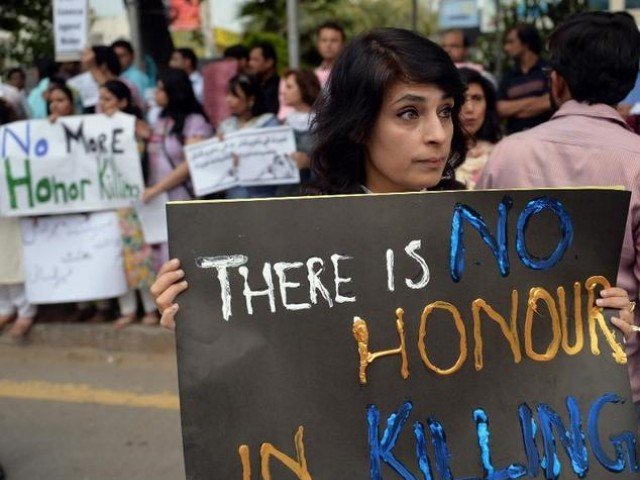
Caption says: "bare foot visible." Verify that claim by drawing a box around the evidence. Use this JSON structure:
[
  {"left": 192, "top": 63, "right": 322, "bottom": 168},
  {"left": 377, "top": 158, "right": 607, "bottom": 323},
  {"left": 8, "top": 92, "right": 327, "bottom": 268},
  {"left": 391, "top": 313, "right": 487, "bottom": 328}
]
[
  {"left": 5, "top": 317, "right": 33, "bottom": 340},
  {"left": 141, "top": 312, "right": 159, "bottom": 326},
  {"left": 113, "top": 314, "right": 137, "bottom": 330},
  {"left": 87, "top": 310, "right": 110, "bottom": 324},
  {"left": 0, "top": 314, "right": 15, "bottom": 330}
]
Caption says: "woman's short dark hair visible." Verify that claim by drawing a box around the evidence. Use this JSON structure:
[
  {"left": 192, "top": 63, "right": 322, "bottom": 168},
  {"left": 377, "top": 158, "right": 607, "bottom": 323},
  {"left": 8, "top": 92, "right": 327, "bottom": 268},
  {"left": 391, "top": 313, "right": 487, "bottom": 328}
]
[
  {"left": 158, "top": 68, "right": 208, "bottom": 141},
  {"left": 284, "top": 69, "right": 321, "bottom": 108},
  {"left": 93, "top": 46, "right": 121, "bottom": 76},
  {"left": 458, "top": 68, "right": 502, "bottom": 144},
  {"left": 511, "top": 23, "right": 542, "bottom": 55},
  {"left": 548, "top": 11, "right": 640, "bottom": 106},
  {"left": 311, "top": 28, "right": 467, "bottom": 194},
  {"left": 101, "top": 79, "right": 143, "bottom": 119}
]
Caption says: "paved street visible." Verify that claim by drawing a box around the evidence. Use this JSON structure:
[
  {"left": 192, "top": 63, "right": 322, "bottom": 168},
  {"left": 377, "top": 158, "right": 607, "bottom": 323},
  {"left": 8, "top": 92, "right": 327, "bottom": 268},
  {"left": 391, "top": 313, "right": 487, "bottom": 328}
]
[{"left": 0, "top": 344, "right": 185, "bottom": 480}]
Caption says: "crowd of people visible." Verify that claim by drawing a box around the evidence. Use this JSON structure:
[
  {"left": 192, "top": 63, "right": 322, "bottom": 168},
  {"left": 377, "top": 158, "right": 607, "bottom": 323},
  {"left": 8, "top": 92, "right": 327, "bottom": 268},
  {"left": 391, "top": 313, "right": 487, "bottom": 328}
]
[{"left": 1, "top": 14, "right": 640, "bottom": 416}]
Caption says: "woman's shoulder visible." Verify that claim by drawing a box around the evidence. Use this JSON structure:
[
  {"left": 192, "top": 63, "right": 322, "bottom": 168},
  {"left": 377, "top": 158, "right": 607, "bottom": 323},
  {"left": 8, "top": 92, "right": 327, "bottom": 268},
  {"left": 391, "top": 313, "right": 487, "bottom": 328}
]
[{"left": 184, "top": 113, "right": 214, "bottom": 136}]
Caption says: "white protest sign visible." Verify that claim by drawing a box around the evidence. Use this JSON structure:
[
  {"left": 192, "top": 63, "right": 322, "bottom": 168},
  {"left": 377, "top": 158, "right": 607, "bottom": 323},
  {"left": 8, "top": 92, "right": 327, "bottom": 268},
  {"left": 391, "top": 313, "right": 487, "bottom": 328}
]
[
  {"left": 0, "top": 113, "right": 144, "bottom": 217},
  {"left": 184, "top": 137, "right": 237, "bottom": 196},
  {"left": 53, "top": 0, "right": 88, "bottom": 61},
  {"left": 134, "top": 192, "right": 169, "bottom": 244},
  {"left": 20, "top": 212, "right": 127, "bottom": 304},
  {"left": 67, "top": 72, "right": 99, "bottom": 108},
  {"left": 185, "top": 126, "right": 299, "bottom": 196}
]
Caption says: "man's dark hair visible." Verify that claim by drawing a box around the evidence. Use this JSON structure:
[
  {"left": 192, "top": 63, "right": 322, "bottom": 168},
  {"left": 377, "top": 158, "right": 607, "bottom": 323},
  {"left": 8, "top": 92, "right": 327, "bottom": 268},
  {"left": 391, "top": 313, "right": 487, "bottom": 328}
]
[
  {"left": 316, "top": 21, "right": 346, "bottom": 41},
  {"left": 511, "top": 23, "right": 542, "bottom": 55},
  {"left": 6, "top": 67, "right": 26, "bottom": 81},
  {"left": 111, "top": 39, "right": 134, "bottom": 55},
  {"left": 93, "top": 46, "right": 121, "bottom": 76},
  {"left": 549, "top": 12, "right": 640, "bottom": 105},
  {"left": 224, "top": 44, "right": 249, "bottom": 61},
  {"left": 251, "top": 42, "right": 278, "bottom": 67},
  {"left": 176, "top": 48, "right": 198, "bottom": 71},
  {"left": 444, "top": 28, "right": 469, "bottom": 48}
]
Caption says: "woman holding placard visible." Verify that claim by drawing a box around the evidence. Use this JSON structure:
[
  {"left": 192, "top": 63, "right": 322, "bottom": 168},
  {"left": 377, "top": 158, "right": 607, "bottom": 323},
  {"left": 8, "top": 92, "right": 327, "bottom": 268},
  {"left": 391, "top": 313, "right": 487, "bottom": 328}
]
[
  {"left": 98, "top": 80, "right": 159, "bottom": 328},
  {"left": 142, "top": 68, "right": 213, "bottom": 268},
  {"left": 278, "top": 69, "right": 321, "bottom": 195},
  {"left": 47, "top": 82, "right": 113, "bottom": 323},
  {"left": 219, "top": 74, "right": 280, "bottom": 199},
  {"left": 150, "top": 28, "right": 636, "bottom": 342},
  {"left": 0, "top": 99, "right": 37, "bottom": 341}
]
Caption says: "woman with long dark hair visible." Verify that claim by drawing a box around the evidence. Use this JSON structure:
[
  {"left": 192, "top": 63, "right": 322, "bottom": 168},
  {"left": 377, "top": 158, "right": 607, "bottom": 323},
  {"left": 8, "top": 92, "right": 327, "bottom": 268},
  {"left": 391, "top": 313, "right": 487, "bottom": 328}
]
[
  {"left": 149, "top": 28, "right": 631, "bottom": 332},
  {"left": 143, "top": 68, "right": 213, "bottom": 266},
  {"left": 455, "top": 67, "right": 502, "bottom": 189},
  {"left": 98, "top": 80, "right": 159, "bottom": 328},
  {"left": 143, "top": 68, "right": 212, "bottom": 203}
]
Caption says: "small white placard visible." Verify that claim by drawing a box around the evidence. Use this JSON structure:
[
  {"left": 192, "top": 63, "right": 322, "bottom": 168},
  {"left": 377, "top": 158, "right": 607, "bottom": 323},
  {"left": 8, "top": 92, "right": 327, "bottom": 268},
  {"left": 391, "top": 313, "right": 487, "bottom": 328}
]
[{"left": 21, "top": 212, "right": 127, "bottom": 303}]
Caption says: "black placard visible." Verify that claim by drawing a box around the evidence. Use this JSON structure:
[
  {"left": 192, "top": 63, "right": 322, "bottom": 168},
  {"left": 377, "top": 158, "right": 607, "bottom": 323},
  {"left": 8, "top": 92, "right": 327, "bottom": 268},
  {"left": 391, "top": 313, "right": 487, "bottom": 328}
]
[{"left": 168, "top": 189, "right": 638, "bottom": 480}]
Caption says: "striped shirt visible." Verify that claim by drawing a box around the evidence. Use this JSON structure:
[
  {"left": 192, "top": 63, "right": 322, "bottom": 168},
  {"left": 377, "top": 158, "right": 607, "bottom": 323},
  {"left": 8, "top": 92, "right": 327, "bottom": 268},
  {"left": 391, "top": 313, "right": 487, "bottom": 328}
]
[{"left": 477, "top": 99, "right": 640, "bottom": 402}]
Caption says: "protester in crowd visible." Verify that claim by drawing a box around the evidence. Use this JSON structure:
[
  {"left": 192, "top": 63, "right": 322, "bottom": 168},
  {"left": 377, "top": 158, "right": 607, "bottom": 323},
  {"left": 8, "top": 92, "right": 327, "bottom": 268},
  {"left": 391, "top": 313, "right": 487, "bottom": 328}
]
[
  {"left": 440, "top": 29, "right": 497, "bottom": 88},
  {"left": 0, "top": 79, "right": 28, "bottom": 120},
  {"left": 248, "top": 42, "right": 279, "bottom": 115},
  {"left": 98, "top": 79, "right": 158, "bottom": 328},
  {"left": 279, "top": 69, "right": 321, "bottom": 193},
  {"left": 224, "top": 44, "right": 250, "bottom": 75},
  {"left": 142, "top": 68, "right": 213, "bottom": 266},
  {"left": 46, "top": 82, "right": 111, "bottom": 322},
  {"left": 82, "top": 46, "right": 144, "bottom": 111},
  {"left": 169, "top": 47, "right": 203, "bottom": 104},
  {"left": 28, "top": 59, "right": 59, "bottom": 119},
  {"left": 498, "top": 23, "right": 552, "bottom": 134},
  {"left": 315, "top": 21, "right": 346, "bottom": 87},
  {"left": 151, "top": 27, "right": 636, "bottom": 351},
  {"left": 201, "top": 44, "right": 249, "bottom": 129},
  {"left": 477, "top": 12, "right": 640, "bottom": 413},
  {"left": 111, "top": 39, "right": 151, "bottom": 97},
  {"left": 6, "top": 67, "right": 26, "bottom": 93},
  {"left": 455, "top": 68, "right": 501, "bottom": 189},
  {"left": 219, "top": 74, "right": 280, "bottom": 199},
  {"left": 0, "top": 98, "right": 36, "bottom": 341},
  {"left": 278, "top": 21, "right": 345, "bottom": 120},
  {"left": 47, "top": 82, "right": 79, "bottom": 120}
]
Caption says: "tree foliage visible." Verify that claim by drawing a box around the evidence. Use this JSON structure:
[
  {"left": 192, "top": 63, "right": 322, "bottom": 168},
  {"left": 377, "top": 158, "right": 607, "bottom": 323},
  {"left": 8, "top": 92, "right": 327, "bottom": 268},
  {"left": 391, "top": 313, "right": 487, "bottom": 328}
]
[
  {"left": 239, "top": 0, "right": 437, "bottom": 69},
  {"left": 0, "top": 0, "right": 54, "bottom": 67}
]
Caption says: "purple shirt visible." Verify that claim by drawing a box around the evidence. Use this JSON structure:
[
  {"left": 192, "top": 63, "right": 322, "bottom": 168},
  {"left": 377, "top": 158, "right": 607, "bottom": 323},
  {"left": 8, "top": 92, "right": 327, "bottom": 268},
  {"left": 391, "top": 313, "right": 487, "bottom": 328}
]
[
  {"left": 147, "top": 114, "right": 213, "bottom": 201},
  {"left": 477, "top": 100, "right": 640, "bottom": 402}
]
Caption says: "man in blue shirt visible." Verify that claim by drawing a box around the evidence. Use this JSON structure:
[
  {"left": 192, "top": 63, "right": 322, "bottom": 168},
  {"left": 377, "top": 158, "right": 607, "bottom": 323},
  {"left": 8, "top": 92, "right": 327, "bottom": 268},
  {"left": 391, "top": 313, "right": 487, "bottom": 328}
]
[{"left": 111, "top": 39, "right": 151, "bottom": 96}]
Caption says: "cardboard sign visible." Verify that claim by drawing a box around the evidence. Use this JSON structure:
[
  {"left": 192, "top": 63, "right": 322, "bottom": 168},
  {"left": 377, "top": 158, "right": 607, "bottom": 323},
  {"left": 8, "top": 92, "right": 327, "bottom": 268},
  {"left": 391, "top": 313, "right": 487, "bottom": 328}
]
[
  {"left": 21, "top": 212, "right": 127, "bottom": 303},
  {"left": 168, "top": 189, "right": 638, "bottom": 479},
  {"left": 0, "top": 113, "right": 144, "bottom": 217},
  {"left": 67, "top": 72, "right": 100, "bottom": 108},
  {"left": 135, "top": 192, "right": 169, "bottom": 244},
  {"left": 185, "top": 126, "right": 300, "bottom": 196},
  {"left": 52, "top": 0, "right": 88, "bottom": 61}
]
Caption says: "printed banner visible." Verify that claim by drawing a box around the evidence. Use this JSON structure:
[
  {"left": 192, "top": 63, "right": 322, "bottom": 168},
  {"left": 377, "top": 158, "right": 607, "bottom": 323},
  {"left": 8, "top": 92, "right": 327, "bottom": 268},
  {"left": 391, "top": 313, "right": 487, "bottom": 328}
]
[
  {"left": 53, "top": 0, "right": 88, "bottom": 61},
  {"left": 168, "top": 188, "right": 638, "bottom": 479},
  {"left": 21, "top": 212, "right": 127, "bottom": 304},
  {"left": 185, "top": 126, "right": 300, "bottom": 196},
  {"left": 0, "top": 113, "right": 144, "bottom": 217}
]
